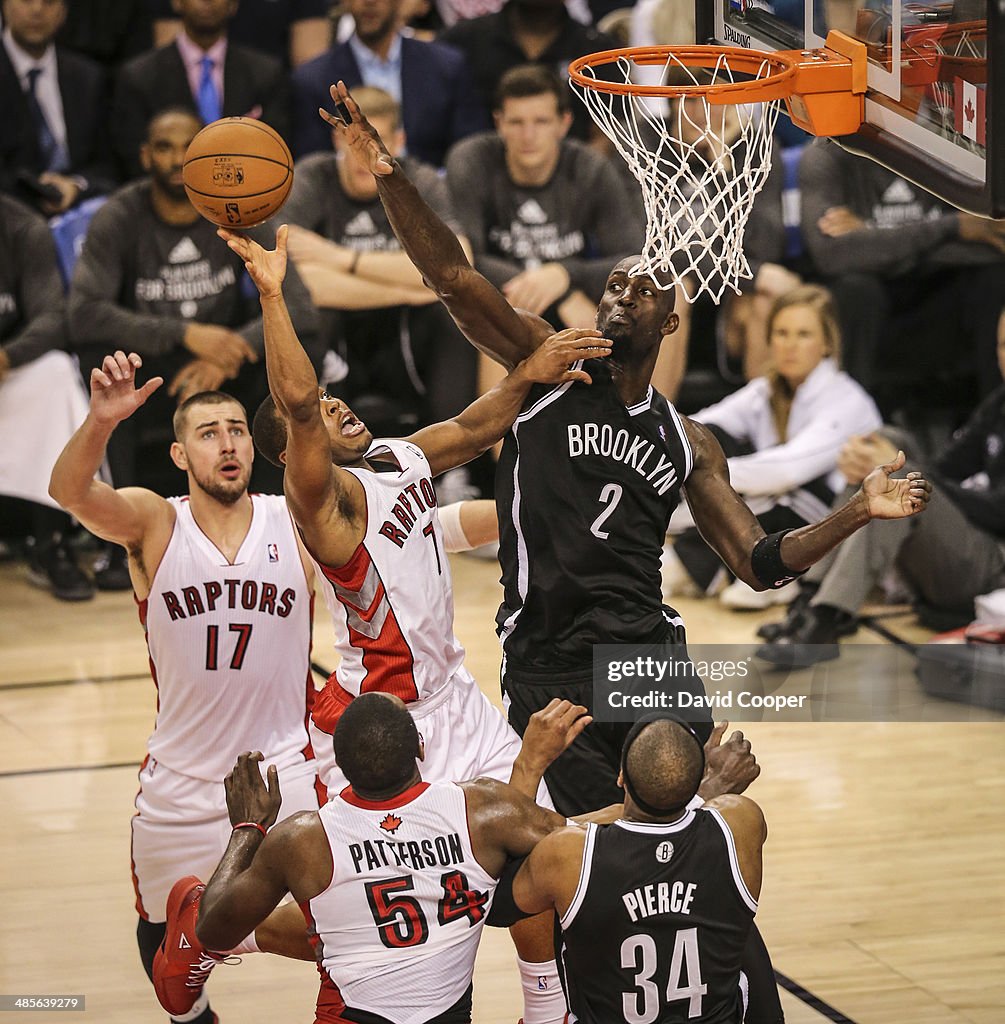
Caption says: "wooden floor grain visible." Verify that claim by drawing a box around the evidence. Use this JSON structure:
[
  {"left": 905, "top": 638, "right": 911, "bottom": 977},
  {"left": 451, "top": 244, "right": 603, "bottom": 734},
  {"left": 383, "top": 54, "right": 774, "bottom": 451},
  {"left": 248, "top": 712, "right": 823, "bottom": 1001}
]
[{"left": 1, "top": 553, "right": 1001, "bottom": 1023}]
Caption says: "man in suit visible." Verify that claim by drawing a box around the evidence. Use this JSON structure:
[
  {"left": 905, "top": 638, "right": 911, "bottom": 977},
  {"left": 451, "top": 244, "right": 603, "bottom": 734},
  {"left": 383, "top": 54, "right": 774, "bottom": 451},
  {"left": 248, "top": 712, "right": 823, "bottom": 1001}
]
[
  {"left": 111, "top": 0, "right": 290, "bottom": 179},
  {"left": 291, "top": 0, "right": 487, "bottom": 168},
  {"left": 0, "top": 0, "right": 117, "bottom": 214}
]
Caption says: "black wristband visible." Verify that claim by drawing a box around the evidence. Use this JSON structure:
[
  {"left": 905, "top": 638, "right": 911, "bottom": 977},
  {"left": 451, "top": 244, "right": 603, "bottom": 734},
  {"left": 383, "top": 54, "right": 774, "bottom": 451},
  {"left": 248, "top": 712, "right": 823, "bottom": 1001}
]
[{"left": 750, "top": 530, "right": 806, "bottom": 589}]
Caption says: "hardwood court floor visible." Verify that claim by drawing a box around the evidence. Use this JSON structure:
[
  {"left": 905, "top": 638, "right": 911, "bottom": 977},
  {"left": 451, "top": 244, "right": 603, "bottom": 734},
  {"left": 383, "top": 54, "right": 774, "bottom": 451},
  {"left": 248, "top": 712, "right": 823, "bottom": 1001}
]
[{"left": 1, "top": 553, "right": 1002, "bottom": 1024}]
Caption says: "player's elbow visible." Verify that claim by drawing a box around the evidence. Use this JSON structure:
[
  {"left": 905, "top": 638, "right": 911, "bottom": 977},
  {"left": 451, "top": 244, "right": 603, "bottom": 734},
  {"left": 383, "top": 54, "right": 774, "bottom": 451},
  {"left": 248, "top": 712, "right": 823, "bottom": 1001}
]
[{"left": 194, "top": 904, "right": 231, "bottom": 951}]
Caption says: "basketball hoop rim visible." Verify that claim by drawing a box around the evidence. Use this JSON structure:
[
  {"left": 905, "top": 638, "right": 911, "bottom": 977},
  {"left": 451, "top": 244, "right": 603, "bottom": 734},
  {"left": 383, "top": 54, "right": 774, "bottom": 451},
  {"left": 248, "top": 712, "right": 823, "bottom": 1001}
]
[{"left": 568, "top": 46, "right": 798, "bottom": 104}]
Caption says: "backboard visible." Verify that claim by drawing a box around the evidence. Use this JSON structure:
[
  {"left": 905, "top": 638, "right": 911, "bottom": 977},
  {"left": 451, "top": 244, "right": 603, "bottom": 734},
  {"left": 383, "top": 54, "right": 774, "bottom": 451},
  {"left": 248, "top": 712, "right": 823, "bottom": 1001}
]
[{"left": 697, "top": 0, "right": 1004, "bottom": 215}]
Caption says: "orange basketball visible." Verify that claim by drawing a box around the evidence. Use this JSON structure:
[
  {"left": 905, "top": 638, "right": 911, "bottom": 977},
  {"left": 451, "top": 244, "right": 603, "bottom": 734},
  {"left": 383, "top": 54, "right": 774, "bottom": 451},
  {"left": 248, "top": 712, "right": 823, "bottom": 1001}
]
[{"left": 182, "top": 117, "right": 294, "bottom": 228}]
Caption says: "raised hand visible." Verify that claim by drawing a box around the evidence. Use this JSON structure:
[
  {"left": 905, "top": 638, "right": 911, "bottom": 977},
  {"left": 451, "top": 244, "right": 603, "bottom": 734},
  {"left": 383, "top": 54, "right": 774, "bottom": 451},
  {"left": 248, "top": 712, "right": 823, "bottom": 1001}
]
[
  {"left": 699, "top": 721, "right": 760, "bottom": 799},
  {"left": 218, "top": 224, "right": 289, "bottom": 299},
  {"left": 89, "top": 351, "right": 163, "bottom": 427},
  {"left": 224, "top": 751, "right": 282, "bottom": 831},
  {"left": 861, "top": 450, "right": 933, "bottom": 520},
  {"left": 521, "top": 328, "right": 612, "bottom": 385},
  {"left": 319, "top": 81, "right": 395, "bottom": 177},
  {"left": 521, "top": 698, "right": 593, "bottom": 773}
]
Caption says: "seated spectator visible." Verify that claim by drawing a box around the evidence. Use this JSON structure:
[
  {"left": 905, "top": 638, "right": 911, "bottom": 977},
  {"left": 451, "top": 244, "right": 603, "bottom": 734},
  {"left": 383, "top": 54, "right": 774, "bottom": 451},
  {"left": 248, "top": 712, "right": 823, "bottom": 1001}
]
[
  {"left": 56, "top": 0, "right": 152, "bottom": 70},
  {"left": 0, "top": 195, "right": 95, "bottom": 600},
  {"left": 440, "top": 0, "right": 619, "bottom": 147},
  {"left": 757, "top": 326, "right": 1005, "bottom": 664},
  {"left": 111, "top": 0, "right": 290, "bottom": 179},
  {"left": 67, "top": 109, "right": 320, "bottom": 572},
  {"left": 149, "top": 0, "right": 331, "bottom": 69},
  {"left": 282, "top": 85, "right": 479, "bottom": 497},
  {"left": 800, "top": 138, "right": 1005, "bottom": 417},
  {"left": 292, "top": 0, "right": 486, "bottom": 166},
  {"left": 446, "top": 64, "right": 641, "bottom": 403},
  {"left": 0, "top": 0, "right": 116, "bottom": 215},
  {"left": 664, "top": 284, "right": 882, "bottom": 607}
]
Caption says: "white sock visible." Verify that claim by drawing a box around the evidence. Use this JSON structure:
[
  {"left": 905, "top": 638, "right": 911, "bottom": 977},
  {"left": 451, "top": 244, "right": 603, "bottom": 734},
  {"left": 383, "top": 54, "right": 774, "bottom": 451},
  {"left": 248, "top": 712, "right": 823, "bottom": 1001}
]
[
  {"left": 170, "top": 992, "right": 209, "bottom": 1022},
  {"left": 229, "top": 930, "right": 260, "bottom": 955},
  {"left": 517, "top": 957, "right": 566, "bottom": 1024}
]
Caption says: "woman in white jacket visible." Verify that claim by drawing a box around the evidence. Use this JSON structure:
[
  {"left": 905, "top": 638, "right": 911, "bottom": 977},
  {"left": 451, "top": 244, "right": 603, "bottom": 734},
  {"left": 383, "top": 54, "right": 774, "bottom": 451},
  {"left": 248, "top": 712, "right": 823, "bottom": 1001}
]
[{"left": 667, "top": 284, "right": 883, "bottom": 608}]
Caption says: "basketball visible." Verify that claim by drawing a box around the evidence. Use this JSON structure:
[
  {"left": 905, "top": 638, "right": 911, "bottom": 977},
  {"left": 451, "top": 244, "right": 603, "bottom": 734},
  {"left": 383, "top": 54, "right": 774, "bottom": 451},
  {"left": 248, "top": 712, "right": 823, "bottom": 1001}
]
[{"left": 182, "top": 117, "right": 293, "bottom": 228}]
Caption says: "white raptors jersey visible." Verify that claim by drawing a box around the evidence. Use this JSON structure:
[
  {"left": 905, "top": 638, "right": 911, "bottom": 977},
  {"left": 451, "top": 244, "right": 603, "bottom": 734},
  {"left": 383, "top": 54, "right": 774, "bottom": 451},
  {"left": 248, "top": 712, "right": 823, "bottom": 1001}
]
[
  {"left": 142, "top": 494, "right": 315, "bottom": 782},
  {"left": 305, "top": 781, "right": 495, "bottom": 1024},
  {"left": 308, "top": 440, "right": 466, "bottom": 732}
]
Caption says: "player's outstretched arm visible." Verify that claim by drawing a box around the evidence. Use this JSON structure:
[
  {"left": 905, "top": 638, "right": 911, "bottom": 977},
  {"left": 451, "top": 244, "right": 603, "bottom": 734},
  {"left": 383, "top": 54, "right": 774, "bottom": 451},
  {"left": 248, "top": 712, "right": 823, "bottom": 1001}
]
[
  {"left": 321, "top": 82, "right": 548, "bottom": 371},
  {"left": 681, "top": 419, "right": 933, "bottom": 589},
  {"left": 407, "top": 329, "right": 611, "bottom": 477},
  {"left": 220, "top": 227, "right": 365, "bottom": 557},
  {"left": 49, "top": 351, "right": 170, "bottom": 551},
  {"left": 197, "top": 752, "right": 325, "bottom": 950},
  {"left": 510, "top": 827, "right": 588, "bottom": 919}
]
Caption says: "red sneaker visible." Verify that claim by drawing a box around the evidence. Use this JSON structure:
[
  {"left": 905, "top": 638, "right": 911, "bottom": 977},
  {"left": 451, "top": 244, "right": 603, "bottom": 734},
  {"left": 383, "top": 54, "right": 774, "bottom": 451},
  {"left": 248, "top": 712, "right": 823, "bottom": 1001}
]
[{"left": 153, "top": 876, "right": 229, "bottom": 1016}]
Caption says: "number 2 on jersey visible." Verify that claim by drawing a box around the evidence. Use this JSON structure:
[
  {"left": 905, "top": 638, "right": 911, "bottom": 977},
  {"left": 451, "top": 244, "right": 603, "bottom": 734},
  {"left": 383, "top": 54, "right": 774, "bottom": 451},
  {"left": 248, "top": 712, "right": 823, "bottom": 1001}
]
[
  {"left": 205, "top": 623, "right": 253, "bottom": 671},
  {"left": 591, "top": 482, "right": 624, "bottom": 540},
  {"left": 620, "top": 929, "right": 707, "bottom": 1022}
]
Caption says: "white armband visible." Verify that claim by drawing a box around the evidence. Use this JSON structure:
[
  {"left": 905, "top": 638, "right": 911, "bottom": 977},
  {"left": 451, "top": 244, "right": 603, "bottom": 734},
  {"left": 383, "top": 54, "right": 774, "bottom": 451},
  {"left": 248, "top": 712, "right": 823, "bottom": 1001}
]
[{"left": 439, "top": 501, "right": 471, "bottom": 553}]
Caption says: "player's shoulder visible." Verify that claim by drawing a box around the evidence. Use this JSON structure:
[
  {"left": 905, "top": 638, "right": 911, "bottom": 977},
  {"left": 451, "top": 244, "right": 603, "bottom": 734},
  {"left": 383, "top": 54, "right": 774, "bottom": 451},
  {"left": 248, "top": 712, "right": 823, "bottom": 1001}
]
[{"left": 701, "top": 794, "right": 766, "bottom": 837}]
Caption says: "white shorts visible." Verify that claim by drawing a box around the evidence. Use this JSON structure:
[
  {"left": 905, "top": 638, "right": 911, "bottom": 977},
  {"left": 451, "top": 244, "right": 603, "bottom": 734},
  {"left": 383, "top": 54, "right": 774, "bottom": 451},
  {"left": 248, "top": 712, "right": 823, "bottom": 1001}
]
[
  {"left": 310, "top": 670, "right": 553, "bottom": 809},
  {"left": 131, "top": 755, "right": 323, "bottom": 922}
]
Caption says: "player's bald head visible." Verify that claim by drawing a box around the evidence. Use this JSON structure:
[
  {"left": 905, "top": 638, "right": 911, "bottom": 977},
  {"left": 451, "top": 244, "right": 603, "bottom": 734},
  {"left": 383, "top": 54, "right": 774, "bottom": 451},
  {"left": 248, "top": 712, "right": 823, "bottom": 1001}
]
[{"left": 621, "top": 716, "right": 704, "bottom": 817}]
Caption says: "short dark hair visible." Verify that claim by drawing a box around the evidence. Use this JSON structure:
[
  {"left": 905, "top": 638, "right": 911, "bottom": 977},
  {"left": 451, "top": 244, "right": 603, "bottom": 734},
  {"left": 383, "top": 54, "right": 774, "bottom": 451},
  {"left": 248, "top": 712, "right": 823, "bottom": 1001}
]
[
  {"left": 252, "top": 395, "right": 287, "bottom": 467},
  {"left": 494, "top": 64, "right": 570, "bottom": 114},
  {"left": 173, "top": 391, "right": 246, "bottom": 441},
  {"left": 622, "top": 717, "right": 704, "bottom": 814},
  {"left": 147, "top": 106, "right": 203, "bottom": 141},
  {"left": 334, "top": 693, "right": 421, "bottom": 794}
]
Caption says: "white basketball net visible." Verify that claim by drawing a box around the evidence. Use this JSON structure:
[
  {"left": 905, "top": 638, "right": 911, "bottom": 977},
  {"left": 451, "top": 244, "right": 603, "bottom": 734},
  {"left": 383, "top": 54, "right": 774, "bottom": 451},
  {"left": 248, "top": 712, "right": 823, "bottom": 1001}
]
[{"left": 572, "top": 52, "right": 781, "bottom": 303}]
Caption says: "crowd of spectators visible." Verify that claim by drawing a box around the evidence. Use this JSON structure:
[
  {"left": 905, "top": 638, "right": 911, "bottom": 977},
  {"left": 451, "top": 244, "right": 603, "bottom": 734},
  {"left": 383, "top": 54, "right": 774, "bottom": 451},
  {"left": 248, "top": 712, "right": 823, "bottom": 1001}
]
[{"left": 1, "top": 0, "right": 1003, "bottom": 630}]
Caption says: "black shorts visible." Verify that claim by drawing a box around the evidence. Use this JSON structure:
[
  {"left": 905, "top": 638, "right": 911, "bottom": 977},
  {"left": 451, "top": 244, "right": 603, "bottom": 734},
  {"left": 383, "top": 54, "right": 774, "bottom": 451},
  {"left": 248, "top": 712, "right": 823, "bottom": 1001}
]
[{"left": 502, "top": 618, "right": 711, "bottom": 817}]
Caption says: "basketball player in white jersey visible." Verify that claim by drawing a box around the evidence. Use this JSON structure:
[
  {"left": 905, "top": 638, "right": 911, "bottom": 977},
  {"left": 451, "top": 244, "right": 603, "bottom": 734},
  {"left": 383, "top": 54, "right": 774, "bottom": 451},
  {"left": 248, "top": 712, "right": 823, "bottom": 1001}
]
[
  {"left": 219, "top": 224, "right": 608, "bottom": 803},
  {"left": 192, "top": 693, "right": 604, "bottom": 1024},
  {"left": 203, "top": 224, "right": 612, "bottom": 1024},
  {"left": 48, "top": 355, "right": 324, "bottom": 1024}
]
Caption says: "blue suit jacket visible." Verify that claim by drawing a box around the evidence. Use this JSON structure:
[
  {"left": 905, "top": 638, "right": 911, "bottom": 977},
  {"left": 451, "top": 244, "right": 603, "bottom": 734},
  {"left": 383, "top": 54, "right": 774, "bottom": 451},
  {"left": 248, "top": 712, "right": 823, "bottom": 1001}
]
[{"left": 291, "top": 36, "right": 488, "bottom": 168}]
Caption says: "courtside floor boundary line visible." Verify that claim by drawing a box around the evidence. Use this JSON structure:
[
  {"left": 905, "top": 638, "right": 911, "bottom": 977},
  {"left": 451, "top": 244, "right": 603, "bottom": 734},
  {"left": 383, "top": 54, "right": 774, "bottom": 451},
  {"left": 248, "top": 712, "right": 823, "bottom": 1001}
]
[
  {"left": 775, "top": 969, "right": 862, "bottom": 1024},
  {"left": 0, "top": 662, "right": 335, "bottom": 693}
]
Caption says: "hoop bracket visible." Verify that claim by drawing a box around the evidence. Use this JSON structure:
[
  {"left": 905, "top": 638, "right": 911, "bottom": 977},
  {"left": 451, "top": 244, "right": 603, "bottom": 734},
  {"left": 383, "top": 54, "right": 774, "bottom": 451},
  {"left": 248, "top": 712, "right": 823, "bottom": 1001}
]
[{"left": 778, "top": 31, "right": 868, "bottom": 137}]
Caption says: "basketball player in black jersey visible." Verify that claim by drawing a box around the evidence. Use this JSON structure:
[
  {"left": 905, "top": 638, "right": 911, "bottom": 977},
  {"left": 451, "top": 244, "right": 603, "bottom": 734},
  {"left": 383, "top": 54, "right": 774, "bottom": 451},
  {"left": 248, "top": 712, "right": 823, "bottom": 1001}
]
[
  {"left": 320, "top": 82, "right": 932, "bottom": 1024},
  {"left": 322, "top": 80, "right": 932, "bottom": 814},
  {"left": 507, "top": 713, "right": 765, "bottom": 1024}
]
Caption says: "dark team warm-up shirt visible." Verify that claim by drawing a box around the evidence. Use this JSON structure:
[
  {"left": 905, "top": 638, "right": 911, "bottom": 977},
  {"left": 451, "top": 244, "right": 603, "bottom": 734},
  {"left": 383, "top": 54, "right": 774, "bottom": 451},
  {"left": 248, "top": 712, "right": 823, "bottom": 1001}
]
[
  {"left": 0, "top": 195, "right": 65, "bottom": 367},
  {"left": 559, "top": 811, "right": 756, "bottom": 1024},
  {"left": 446, "top": 133, "right": 643, "bottom": 301},
  {"left": 67, "top": 179, "right": 318, "bottom": 358},
  {"left": 496, "top": 362, "right": 693, "bottom": 673}
]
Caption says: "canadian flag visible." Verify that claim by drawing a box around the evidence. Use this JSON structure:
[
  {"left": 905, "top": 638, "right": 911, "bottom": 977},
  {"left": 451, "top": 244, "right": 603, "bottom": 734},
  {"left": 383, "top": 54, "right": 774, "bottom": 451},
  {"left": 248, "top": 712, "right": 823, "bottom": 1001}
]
[{"left": 954, "top": 77, "right": 986, "bottom": 145}]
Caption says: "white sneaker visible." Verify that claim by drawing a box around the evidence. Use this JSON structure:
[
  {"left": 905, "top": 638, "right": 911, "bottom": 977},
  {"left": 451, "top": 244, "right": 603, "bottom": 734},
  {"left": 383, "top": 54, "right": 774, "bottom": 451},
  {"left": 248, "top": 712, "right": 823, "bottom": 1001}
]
[{"left": 719, "top": 578, "right": 799, "bottom": 611}]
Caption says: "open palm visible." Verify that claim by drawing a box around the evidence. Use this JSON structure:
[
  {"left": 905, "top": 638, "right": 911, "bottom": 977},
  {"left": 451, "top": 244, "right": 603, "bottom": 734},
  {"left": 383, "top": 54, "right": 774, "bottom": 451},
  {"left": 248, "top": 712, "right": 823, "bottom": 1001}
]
[
  {"left": 320, "top": 81, "right": 395, "bottom": 177},
  {"left": 862, "top": 451, "right": 933, "bottom": 519},
  {"left": 89, "top": 351, "right": 163, "bottom": 427},
  {"left": 218, "top": 225, "right": 288, "bottom": 299}
]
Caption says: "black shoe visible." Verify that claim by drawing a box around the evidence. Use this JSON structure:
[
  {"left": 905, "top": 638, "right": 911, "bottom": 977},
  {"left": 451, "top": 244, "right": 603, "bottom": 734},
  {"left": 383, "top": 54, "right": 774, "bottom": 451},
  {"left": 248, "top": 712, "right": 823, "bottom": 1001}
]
[
  {"left": 26, "top": 536, "right": 95, "bottom": 602},
  {"left": 755, "top": 583, "right": 817, "bottom": 642},
  {"left": 93, "top": 545, "right": 131, "bottom": 591},
  {"left": 755, "top": 604, "right": 856, "bottom": 668}
]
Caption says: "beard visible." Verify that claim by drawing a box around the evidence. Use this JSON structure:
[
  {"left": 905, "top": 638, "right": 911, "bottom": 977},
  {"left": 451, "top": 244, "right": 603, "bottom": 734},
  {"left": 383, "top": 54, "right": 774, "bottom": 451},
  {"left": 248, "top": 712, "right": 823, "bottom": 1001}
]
[{"left": 191, "top": 465, "right": 251, "bottom": 505}]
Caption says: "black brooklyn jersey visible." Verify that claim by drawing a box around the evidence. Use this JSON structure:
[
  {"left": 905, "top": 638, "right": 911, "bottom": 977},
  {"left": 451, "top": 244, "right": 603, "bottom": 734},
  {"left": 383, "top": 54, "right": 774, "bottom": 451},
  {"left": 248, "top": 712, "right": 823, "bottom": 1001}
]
[
  {"left": 495, "top": 361, "right": 693, "bottom": 671},
  {"left": 559, "top": 812, "right": 757, "bottom": 1024}
]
